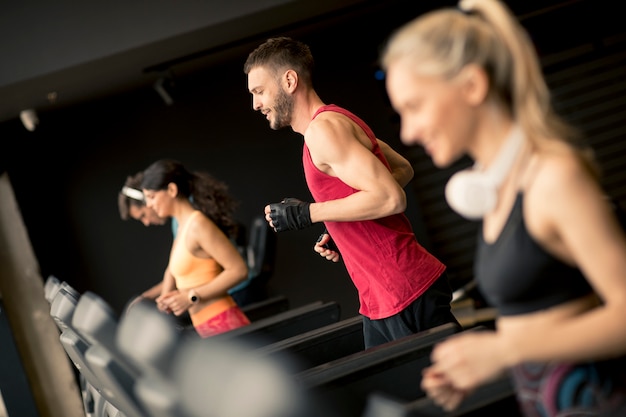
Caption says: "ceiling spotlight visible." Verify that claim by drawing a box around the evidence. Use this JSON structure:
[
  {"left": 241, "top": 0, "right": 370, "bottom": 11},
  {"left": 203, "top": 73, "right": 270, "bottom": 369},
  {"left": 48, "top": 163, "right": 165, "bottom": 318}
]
[
  {"left": 20, "top": 109, "right": 39, "bottom": 132},
  {"left": 154, "top": 77, "right": 174, "bottom": 106}
]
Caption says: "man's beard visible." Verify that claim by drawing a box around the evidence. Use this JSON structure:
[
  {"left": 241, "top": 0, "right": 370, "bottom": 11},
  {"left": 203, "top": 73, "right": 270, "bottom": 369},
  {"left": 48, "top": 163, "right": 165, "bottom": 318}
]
[{"left": 270, "top": 89, "right": 294, "bottom": 130}]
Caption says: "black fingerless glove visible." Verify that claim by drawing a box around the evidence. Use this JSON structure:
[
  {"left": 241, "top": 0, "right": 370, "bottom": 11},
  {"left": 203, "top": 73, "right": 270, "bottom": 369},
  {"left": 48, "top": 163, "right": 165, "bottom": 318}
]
[
  {"left": 269, "top": 198, "right": 312, "bottom": 232},
  {"left": 317, "top": 228, "right": 339, "bottom": 253}
]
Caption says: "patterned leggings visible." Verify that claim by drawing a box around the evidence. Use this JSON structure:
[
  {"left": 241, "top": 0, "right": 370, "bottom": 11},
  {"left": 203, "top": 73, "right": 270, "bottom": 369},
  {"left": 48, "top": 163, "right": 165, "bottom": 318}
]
[
  {"left": 193, "top": 306, "right": 250, "bottom": 338},
  {"left": 511, "top": 357, "right": 626, "bottom": 417}
]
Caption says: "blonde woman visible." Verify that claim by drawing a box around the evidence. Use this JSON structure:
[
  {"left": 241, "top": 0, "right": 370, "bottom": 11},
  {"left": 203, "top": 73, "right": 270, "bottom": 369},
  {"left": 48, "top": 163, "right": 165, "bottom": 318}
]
[{"left": 382, "top": 0, "right": 626, "bottom": 415}]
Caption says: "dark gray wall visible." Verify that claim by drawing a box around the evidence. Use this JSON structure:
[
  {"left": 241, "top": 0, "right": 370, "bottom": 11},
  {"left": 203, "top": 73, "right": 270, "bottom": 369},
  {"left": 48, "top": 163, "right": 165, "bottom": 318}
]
[{"left": 0, "top": 1, "right": 437, "bottom": 317}]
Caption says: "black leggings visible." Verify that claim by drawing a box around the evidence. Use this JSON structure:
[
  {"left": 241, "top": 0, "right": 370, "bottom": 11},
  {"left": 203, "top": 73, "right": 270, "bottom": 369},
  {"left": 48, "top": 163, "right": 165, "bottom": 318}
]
[{"left": 362, "top": 273, "right": 459, "bottom": 349}]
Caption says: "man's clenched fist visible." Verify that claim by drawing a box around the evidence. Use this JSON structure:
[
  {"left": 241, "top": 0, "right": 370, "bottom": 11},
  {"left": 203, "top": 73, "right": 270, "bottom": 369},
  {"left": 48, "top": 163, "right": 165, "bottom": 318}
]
[{"left": 266, "top": 198, "right": 312, "bottom": 232}]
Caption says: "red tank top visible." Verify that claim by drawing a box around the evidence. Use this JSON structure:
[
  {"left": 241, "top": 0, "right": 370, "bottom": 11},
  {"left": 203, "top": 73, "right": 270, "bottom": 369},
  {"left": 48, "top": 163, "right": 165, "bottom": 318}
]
[{"left": 303, "top": 104, "right": 446, "bottom": 319}]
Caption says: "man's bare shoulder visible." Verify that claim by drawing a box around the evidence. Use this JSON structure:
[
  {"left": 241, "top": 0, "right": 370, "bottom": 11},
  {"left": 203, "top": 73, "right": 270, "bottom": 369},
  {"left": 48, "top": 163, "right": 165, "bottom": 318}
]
[{"left": 308, "top": 111, "right": 368, "bottom": 146}]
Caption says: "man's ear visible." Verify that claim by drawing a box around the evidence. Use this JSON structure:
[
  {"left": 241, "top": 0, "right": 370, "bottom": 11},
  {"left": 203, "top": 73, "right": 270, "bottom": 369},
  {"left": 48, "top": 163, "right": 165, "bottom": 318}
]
[
  {"left": 458, "top": 64, "right": 489, "bottom": 106},
  {"left": 282, "top": 69, "right": 298, "bottom": 93},
  {"left": 167, "top": 182, "right": 178, "bottom": 197}
]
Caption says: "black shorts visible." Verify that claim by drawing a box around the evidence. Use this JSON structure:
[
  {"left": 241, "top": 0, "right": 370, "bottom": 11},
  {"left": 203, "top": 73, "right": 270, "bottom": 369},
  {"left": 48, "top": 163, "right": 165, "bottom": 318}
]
[{"left": 361, "top": 272, "right": 459, "bottom": 349}]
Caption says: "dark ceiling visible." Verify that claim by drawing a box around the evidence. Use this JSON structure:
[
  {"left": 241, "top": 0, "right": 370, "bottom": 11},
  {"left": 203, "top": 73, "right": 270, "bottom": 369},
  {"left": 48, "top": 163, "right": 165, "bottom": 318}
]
[
  {"left": 0, "top": 0, "right": 425, "bottom": 128},
  {"left": 0, "top": 0, "right": 614, "bottom": 130}
]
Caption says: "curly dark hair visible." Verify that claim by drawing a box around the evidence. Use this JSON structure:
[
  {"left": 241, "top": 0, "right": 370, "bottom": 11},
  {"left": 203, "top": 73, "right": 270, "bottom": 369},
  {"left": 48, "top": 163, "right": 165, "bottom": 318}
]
[{"left": 141, "top": 159, "right": 240, "bottom": 238}]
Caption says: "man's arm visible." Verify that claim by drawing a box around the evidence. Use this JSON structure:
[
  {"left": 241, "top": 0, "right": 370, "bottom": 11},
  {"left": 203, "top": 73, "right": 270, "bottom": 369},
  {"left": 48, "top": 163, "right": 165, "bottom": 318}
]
[
  {"left": 140, "top": 281, "right": 163, "bottom": 300},
  {"left": 264, "top": 116, "right": 410, "bottom": 231},
  {"left": 305, "top": 115, "right": 408, "bottom": 223},
  {"left": 125, "top": 271, "right": 165, "bottom": 312},
  {"left": 377, "top": 139, "right": 414, "bottom": 188}
]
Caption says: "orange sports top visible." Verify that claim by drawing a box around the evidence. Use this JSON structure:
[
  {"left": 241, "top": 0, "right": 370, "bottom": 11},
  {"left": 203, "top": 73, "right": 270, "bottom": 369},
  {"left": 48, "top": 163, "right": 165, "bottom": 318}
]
[{"left": 169, "top": 210, "right": 223, "bottom": 290}]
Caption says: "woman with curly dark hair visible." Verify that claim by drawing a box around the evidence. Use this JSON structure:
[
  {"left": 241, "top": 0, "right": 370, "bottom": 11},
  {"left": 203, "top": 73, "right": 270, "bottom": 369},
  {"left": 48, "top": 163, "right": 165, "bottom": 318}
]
[{"left": 141, "top": 159, "right": 250, "bottom": 337}]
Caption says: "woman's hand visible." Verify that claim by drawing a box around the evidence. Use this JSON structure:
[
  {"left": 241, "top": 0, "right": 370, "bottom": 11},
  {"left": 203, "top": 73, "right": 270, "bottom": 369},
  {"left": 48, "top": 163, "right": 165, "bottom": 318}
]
[
  {"left": 421, "top": 366, "right": 470, "bottom": 411},
  {"left": 422, "top": 330, "right": 509, "bottom": 409},
  {"left": 156, "top": 290, "right": 188, "bottom": 315}
]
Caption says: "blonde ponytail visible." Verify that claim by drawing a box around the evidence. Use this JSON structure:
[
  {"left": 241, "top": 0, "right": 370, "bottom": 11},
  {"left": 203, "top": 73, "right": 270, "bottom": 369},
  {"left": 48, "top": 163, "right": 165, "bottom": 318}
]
[{"left": 382, "top": 0, "right": 598, "bottom": 175}]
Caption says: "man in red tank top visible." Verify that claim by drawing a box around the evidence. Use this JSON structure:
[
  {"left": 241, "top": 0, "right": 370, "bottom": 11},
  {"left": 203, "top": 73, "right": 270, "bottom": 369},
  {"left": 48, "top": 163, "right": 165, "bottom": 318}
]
[{"left": 244, "top": 37, "right": 459, "bottom": 348}]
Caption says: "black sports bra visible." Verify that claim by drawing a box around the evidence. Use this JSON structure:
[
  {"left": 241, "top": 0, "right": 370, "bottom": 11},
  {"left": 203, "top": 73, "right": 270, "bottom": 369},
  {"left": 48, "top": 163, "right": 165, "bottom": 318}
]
[{"left": 475, "top": 193, "right": 593, "bottom": 316}]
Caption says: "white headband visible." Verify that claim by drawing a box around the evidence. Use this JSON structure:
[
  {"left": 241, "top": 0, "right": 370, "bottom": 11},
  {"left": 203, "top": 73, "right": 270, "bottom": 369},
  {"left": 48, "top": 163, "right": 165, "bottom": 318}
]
[{"left": 121, "top": 186, "right": 145, "bottom": 202}]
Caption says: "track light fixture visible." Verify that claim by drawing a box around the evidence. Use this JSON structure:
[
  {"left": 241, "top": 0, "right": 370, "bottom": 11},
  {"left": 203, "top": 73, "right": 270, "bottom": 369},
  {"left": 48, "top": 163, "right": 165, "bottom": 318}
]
[{"left": 153, "top": 76, "right": 174, "bottom": 106}]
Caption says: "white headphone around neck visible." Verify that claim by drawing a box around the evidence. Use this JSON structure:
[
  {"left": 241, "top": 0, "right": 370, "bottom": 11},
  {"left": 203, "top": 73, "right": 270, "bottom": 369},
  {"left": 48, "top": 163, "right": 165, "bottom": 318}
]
[{"left": 445, "top": 125, "right": 525, "bottom": 220}]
